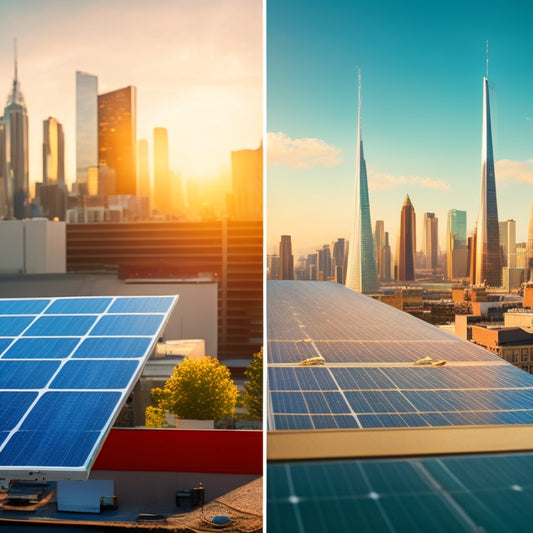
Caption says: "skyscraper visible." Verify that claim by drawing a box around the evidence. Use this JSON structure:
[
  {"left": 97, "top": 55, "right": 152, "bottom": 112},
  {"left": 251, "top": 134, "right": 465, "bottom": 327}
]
[
  {"left": 399, "top": 195, "right": 416, "bottom": 282},
  {"left": 472, "top": 76, "right": 502, "bottom": 286},
  {"left": 98, "top": 86, "right": 137, "bottom": 196},
  {"left": 446, "top": 209, "right": 468, "bottom": 280},
  {"left": 153, "top": 127, "right": 171, "bottom": 216},
  {"left": 76, "top": 71, "right": 98, "bottom": 190},
  {"left": 345, "top": 70, "right": 378, "bottom": 293},
  {"left": 43, "top": 117, "right": 65, "bottom": 185},
  {"left": 527, "top": 200, "right": 533, "bottom": 280},
  {"left": 3, "top": 43, "right": 29, "bottom": 219},
  {"left": 499, "top": 219, "right": 516, "bottom": 268},
  {"left": 231, "top": 143, "right": 262, "bottom": 220},
  {"left": 137, "top": 138, "right": 151, "bottom": 203},
  {"left": 279, "top": 235, "right": 294, "bottom": 280},
  {"left": 423, "top": 212, "right": 438, "bottom": 272}
]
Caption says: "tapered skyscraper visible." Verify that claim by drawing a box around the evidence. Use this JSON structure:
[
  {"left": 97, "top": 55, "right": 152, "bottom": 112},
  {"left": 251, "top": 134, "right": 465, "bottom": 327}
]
[
  {"left": 346, "top": 70, "right": 378, "bottom": 293},
  {"left": 399, "top": 195, "right": 416, "bottom": 281},
  {"left": 3, "top": 41, "right": 29, "bottom": 219},
  {"left": 472, "top": 76, "right": 502, "bottom": 286}
]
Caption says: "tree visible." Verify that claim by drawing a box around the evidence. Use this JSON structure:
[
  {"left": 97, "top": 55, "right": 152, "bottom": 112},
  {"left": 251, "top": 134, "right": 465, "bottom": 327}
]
[
  {"left": 242, "top": 348, "right": 263, "bottom": 419},
  {"left": 146, "top": 356, "right": 238, "bottom": 424}
]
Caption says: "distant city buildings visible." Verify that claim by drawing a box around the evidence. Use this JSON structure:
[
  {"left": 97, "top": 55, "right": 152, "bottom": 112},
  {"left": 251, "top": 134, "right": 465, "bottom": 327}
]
[
  {"left": 398, "top": 195, "right": 416, "bottom": 281},
  {"left": 231, "top": 143, "right": 262, "bottom": 221},
  {"left": 447, "top": 209, "right": 468, "bottom": 280},
  {"left": 500, "top": 219, "right": 517, "bottom": 268},
  {"left": 279, "top": 235, "right": 294, "bottom": 280},
  {"left": 423, "top": 212, "right": 438, "bottom": 272},
  {"left": 75, "top": 71, "right": 98, "bottom": 191},
  {"left": 345, "top": 70, "right": 378, "bottom": 293},
  {"left": 98, "top": 85, "right": 137, "bottom": 196},
  {"left": 527, "top": 199, "right": 533, "bottom": 281},
  {"left": 471, "top": 76, "right": 502, "bottom": 287},
  {"left": 3, "top": 46, "right": 29, "bottom": 219},
  {"left": 137, "top": 138, "right": 151, "bottom": 205},
  {"left": 153, "top": 127, "right": 171, "bottom": 216}
]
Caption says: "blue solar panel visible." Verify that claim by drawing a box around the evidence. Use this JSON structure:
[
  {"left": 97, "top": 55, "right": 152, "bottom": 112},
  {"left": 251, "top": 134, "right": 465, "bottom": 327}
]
[
  {"left": 91, "top": 314, "right": 164, "bottom": 336},
  {"left": 0, "top": 316, "right": 35, "bottom": 336},
  {"left": 24, "top": 315, "right": 97, "bottom": 337},
  {"left": 109, "top": 296, "right": 176, "bottom": 314},
  {"left": 0, "top": 294, "right": 177, "bottom": 480},
  {"left": 72, "top": 337, "right": 152, "bottom": 358},
  {"left": 0, "top": 299, "right": 50, "bottom": 315},
  {"left": 45, "top": 298, "right": 112, "bottom": 315},
  {"left": 3, "top": 337, "right": 80, "bottom": 359},
  {"left": 51, "top": 360, "right": 140, "bottom": 389},
  {"left": 0, "top": 361, "right": 60, "bottom": 389}
]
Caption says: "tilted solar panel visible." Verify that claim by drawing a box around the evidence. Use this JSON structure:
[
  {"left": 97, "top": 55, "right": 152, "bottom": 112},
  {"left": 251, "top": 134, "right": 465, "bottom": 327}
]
[{"left": 0, "top": 295, "right": 177, "bottom": 481}]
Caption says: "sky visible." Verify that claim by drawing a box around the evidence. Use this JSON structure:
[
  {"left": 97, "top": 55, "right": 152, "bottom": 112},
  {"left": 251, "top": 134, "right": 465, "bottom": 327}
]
[
  {"left": 0, "top": 0, "right": 262, "bottom": 192},
  {"left": 266, "top": 0, "right": 533, "bottom": 258}
]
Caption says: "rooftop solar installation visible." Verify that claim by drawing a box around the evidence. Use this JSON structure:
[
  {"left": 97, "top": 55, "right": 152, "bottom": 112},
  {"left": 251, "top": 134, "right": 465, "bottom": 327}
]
[
  {"left": 268, "top": 452, "right": 533, "bottom": 533},
  {"left": 0, "top": 295, "right": 177, "bottom": 481},
  {"left": 267, "top": 281, "right": 533, "bottom": 438}
]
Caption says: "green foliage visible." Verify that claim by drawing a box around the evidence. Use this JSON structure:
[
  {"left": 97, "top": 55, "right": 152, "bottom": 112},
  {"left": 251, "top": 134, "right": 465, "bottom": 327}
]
[
  {"left": 242, "top": 348, "right": 263, "bottom": 419},
  {"left": 148, "top": 356, "right": 239, "bottom": 422}
]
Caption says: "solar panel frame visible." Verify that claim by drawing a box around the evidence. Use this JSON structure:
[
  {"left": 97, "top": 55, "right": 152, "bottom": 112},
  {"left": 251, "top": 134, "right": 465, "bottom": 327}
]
[{"left": 0, "top": 294, "right": 178, "bottom": 481}]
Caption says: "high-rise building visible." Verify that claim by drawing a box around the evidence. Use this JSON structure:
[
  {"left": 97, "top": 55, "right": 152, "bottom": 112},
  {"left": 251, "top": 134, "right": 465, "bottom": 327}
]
[
  {"left": 381, "top": 232, "right": 392, "bottom": 281},
  {"left": 98, "top": 86, "right": 137, "bottom": 196},
  {"left": 137, "top": 138, "right": 151, "bottom": 203},
  {"left": 472, "top": 76, "right": 502, "bottom": 286},
  {"left": 153, "top": 127, "right": 171, "bottom": 216},
  {"left": 399, "top": 195, "right": 416, "bottom": 281},
  {"left": 279, "top": 235, "right": 294, "bottom": 280},
  {"left": 76, "top": 71, "right": 98, "bottom": 189},
  {"left": 3, "top": 44, "right": 29, "bottom": 219},
  {"left": 446, "top": 209, "right": 468, "bottom": 280},
  {"left": 527, "top": 200, "right": 533, "bottom": 280},
  {"left": 43, "top": 117, "right": 65, "bottom": 185},
  {"left": 333, "top": 237, "right": 346, "bottom": 284},
  {"left": 231, "top": 143, "right": 262, "bottom": 220},
  {"left": 423, "top": 212, "right": 438, "bottom": 271},
  {"left": 346, "top": 70, "right": 378, "bottom": 293},
  {"left": 374, "top": 220, "right": 385, "bottom": 279},
  {"left": 499, "top": 219, "right": 516, "bottom": 268}
]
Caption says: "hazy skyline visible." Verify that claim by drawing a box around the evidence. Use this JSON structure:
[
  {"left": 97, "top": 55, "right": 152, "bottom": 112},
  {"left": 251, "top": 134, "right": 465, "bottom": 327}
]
[
  {"left": 267, "top": 0, "right": 533, "bottom": 258},
  {"left": 0, "top": 0, "right": 262, "bottom": 194}
]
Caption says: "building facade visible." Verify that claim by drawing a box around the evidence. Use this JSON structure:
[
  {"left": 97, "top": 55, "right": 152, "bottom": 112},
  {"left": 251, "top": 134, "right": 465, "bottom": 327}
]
[
  {"left": 447, "top": 209, "right": 467, "bottom": 280},
  {"left": 137, "top": 138, "right": 151, "bottom": 206},
  {"left": 76, "top": 71, "right": 98, "bottom": 189},
  {"left": 231, "top": 144, "right": 262, "bottom": 221},
  {"left": 473, "top": 76, "right": 502, "bottom": 287},
  {"left": 346, "top": 71, "right": 378, "bottom": 293},
  {"left": 398, "top": 195, "right": 416, "bottom": 281},
  {"left": 153, "top": 127, "right": 171, "bottom": 216},
  {"left": 98, "top": 86, "right": 137, "bottom": 196},
  {"left": 423, "top": 212, "right": 438, "bottom": 271},
  {"left": 43, "top": 117, "right": 65, "bottom": 185},
  {"left": 279, "top": 234, "right": 294, "bottom": 280}
]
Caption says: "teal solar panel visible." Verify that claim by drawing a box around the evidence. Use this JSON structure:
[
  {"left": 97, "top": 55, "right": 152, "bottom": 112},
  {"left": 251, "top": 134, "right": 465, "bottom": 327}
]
[{"left": 0, "top": 295, "right": 178, "bottom": 481}]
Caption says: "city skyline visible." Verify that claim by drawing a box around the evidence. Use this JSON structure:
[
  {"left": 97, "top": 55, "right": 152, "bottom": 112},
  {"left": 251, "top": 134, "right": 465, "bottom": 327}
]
[
  {"left": 0, "top": 0, "right": 262, "bottom": 195},
  {"left": 267, "top": 0, "right": 533, "bottom": 257}
]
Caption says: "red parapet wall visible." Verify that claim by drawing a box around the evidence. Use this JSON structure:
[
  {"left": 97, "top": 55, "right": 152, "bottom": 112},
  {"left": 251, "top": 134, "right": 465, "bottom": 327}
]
[{"left": 93, "top": 428, "right": 262, "bottom": 475}]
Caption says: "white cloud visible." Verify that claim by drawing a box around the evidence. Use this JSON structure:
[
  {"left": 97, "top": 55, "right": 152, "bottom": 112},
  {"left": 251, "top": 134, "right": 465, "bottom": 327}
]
[
  {"left": 267, "top": 131, "right": 343, "bottom": 169},
  {"left": 495, "top": 159, "right": 533, "bottom": 184},
  {"left": 369, "top": 173, "right": 450, "bottom": 192}
]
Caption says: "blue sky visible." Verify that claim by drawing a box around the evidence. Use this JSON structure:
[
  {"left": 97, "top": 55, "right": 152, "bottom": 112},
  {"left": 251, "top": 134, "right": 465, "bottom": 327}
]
[
  {"left": 0, "top": 0, "right": 262, "bottom": 190},
  {"left": 267, "top": 0, "right": 533, "bottom": 258}
]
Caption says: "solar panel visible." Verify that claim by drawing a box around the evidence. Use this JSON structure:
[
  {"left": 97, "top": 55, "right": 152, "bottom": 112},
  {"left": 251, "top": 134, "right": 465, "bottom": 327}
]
[
  {"left": 0, "top": 295, "right": 177, "bottom": 481},
  {"left": 267, "top": 282, "right": 533, "bottom": 432},
  {"left": 268, "top": 453, "right": 533, "bottom": 533}
]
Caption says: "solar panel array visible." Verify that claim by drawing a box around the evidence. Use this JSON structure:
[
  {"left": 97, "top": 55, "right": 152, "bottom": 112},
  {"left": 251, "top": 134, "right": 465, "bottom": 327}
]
[
  {"left": 268, "top": 281, "right": 533, "bottom": 430},
  {"left": 268, "top": 453, "right": 533, "bottom": 533},
  {"left": 0, "top": 295, "right": 177, "bottom": 480}
]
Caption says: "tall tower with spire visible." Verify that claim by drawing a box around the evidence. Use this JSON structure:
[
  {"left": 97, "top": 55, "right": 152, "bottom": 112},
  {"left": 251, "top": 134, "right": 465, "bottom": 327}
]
[
  {"left": 3, "top": 39, "right": 29, "bottom": 219},
  {"left": 345, "top": 69, "right": 378, "bottom": 293},
  {"left": 472, "top": 75, "right": 502, "bottom": 286}
]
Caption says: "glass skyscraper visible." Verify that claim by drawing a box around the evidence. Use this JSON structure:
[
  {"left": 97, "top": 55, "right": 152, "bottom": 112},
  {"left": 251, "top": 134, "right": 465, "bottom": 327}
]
[
  {"left": 346, "top": 71, "right": 378, "bottom": 293},
  {"left": 446, "top": 209, "right": 468, "bottom": 280},
  {"left": 76, "top": 71, "right": 98, "bottom": 189},
  {"left": 43, "top": 116, "right": 65, "bottom": 185},
  {"left": 98, "top": 86, "right": 137, "bottom": 196},
  {"left": 473, "top": 76, "right": 502, "bottom": 287},
  {"left": 153, "top": 127, "right": 171, "bottom": 216},
  {"left": 399, "top": 195, "right": 416, "bottom": 281}
]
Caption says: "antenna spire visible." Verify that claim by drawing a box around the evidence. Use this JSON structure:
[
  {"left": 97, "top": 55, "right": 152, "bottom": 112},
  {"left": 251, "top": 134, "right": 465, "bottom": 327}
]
[{"left": 485, "top": 40, "right": 489, "bottom": 79}]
